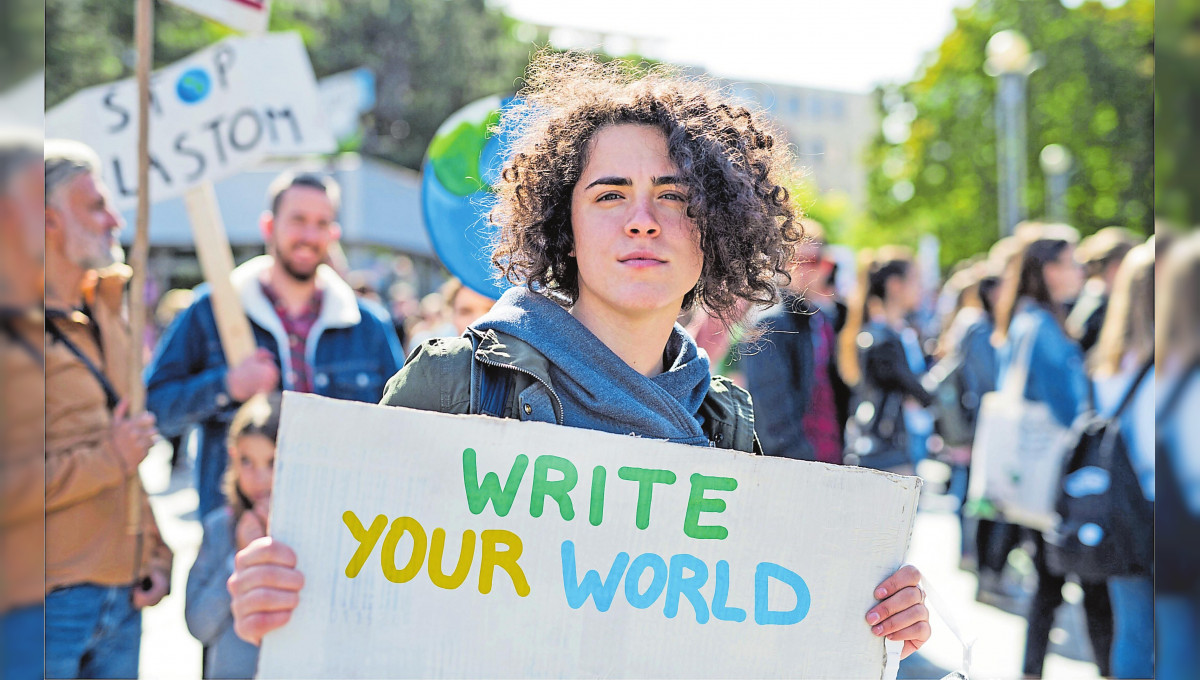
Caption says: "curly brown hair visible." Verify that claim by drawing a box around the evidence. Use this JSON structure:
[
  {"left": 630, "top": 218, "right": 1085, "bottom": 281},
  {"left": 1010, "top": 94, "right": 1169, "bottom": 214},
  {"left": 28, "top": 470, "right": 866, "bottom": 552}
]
[{"left": 489, "top": 51, "right": 803, "bottom": 324}]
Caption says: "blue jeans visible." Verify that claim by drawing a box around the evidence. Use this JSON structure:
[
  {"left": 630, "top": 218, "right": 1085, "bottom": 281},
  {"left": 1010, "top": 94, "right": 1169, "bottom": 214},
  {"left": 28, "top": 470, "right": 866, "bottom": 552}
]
[
  {"left": 1, "top": 603, "right": 44, "bottom": 680},
  {"left": 1157, "top": 588, "right": 1200, "bottom": 680},
  {"left": 45, "top": 584, "right": 141, "bottom": 679},
  {"left": 1108, "top": 575, "right": 1153, "bottom": 678}
]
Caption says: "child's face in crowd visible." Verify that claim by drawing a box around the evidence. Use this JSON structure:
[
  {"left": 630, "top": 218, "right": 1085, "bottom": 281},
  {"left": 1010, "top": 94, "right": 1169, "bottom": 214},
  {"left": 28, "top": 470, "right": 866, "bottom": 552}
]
[
  {"left": 233, "top": 434, "right": 276, "bottom": 509},
  {"left": 569, "top": 124, "right": 704, "bottom": 320}
]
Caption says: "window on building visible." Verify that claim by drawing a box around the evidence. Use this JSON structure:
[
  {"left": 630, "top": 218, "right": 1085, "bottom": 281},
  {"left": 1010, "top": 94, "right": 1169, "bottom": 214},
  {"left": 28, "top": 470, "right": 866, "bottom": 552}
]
[{"left": 830, "top": 98, "right": 845, "bottom": 119}]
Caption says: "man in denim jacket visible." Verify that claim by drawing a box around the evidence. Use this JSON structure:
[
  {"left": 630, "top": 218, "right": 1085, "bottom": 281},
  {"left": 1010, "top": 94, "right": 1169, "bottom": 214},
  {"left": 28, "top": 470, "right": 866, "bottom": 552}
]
[{"left": 145, "top": 172, "right": 403, "bottom": 518}]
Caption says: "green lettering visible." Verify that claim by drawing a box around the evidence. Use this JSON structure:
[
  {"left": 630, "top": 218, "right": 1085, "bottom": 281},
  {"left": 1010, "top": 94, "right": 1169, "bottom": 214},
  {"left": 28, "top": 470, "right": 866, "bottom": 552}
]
[
  {"left": 589, "top": 466, "right": 606, "bottom": 527},
  {"left": 462, "top": 448, "right": 528, "bottom": 516},
  {"left": 684, "top": 473, "right": 737, "bottom": 540},
  {"left": 530, "top": 455, "right": 578, "bottom": 520},
  {"left": 617, "top": 467, "right": 677, "bottom": 530}
]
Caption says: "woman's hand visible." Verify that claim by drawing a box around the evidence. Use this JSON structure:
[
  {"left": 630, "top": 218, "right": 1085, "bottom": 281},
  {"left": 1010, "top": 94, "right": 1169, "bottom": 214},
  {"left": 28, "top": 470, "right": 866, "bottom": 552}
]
[
  {"left": 865, "top": 564, "right": 930, "bottom": 659},
  {"left": 227, "top": 537, "right": 304, "bottom": 646}
]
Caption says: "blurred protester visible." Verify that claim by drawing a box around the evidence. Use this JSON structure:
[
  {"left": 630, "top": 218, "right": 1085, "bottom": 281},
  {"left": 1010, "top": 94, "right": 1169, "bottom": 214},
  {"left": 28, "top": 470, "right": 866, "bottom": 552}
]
[
  {"left": 345, "top": 270, "right": 383, "bottom": 306},
  {"left": 993, "top": 232, "right": 1112, "bottom": 678},
  {"left": 928, "top": 264, "right": 1000, "bottom": 573},
  {"left": 0, "top": 128, "right": 45, "bottom": 680},
  {"left": 680, "top": 303, "right": 747, "bottom": 377},
  {"left": 386, "top": 280, "right": 419, "bottom": 352},
  {"left": 404, "top": 291, "right": 454, "bottom": 350},
  {"left": 145, "top": 171, "right": 404, "bottom": 520},
  {"left": 740, "top": 220, "right": 849, "bottom": 463},
  {"left": 1155, "top": 232, "right": 1200, "bottom": 680},
  {"left": 1088, "top": 240, "right": 1154, "bottom": 678},
  {"left": 1067, "top": 227, "right": 1139, "bottom": 353},
  {"left": 443, "top": 277, "right": 497, "bottom": 336},
  {"left": 228, "top": 50, "right": 931, "bottom": 660},
  {"left": 155, "top": 288, "right": 196, "bottom": 470},
  {"left": 839, "top": 247, "right": 933, "bottom": 475},
  {"left": 186, "top": 394, "right": 281, "bottom": 679},
  {"left": 43, "top": 139, "right": 173, "bottom": 679}
]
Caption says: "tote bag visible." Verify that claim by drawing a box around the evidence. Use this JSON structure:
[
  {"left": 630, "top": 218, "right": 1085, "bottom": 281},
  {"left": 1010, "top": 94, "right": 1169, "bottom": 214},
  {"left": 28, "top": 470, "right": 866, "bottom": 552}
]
[{"left": 967, "top": 325, "right": 1071, "bottom": 531}]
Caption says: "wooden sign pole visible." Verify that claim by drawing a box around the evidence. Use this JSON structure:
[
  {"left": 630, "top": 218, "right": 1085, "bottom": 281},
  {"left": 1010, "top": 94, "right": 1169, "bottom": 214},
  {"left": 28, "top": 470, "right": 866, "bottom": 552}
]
[
  {"left": 183, "top": 181, "right": 257, "bottom": 368},
  {"left": 126, "top": 0, "right": 152, "bottom": 539}
]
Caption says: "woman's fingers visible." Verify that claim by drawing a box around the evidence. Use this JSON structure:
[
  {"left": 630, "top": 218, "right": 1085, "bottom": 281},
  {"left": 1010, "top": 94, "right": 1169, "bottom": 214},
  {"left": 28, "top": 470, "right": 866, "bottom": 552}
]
[
  {"left": 888, "top": 622, "right": 932, "bottom": 659},
  {"left": 873, "top": 564, "right": 921, "bottom": 600},
  {"left": 865, "top": 584, "right": 924, "bottom": 627},
  {"left": 870, "top": 603, "right": 928, "bottom": 638}
]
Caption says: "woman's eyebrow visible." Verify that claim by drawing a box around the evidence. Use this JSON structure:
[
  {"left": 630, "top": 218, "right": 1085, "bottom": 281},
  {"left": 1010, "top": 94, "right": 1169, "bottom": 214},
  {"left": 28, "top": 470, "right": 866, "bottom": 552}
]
[
  {"left": 584, "top": 176, "right": 631, "bottom": 189},
  {"left": 583, "top": 175, "right": 686, "bottom": 190}
]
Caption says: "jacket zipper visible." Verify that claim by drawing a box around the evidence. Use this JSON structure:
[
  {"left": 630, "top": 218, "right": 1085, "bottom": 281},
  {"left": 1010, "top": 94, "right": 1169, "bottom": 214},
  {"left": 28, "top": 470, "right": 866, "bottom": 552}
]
[{"left": 473, "top": 353, "right": 565, "bottom": 425}]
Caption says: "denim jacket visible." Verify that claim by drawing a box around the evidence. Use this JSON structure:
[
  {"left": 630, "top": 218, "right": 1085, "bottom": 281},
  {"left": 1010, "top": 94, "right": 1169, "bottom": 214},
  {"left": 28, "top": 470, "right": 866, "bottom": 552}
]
[
  {"left": 145, "top": 256, "right": 404, "bottom": 516},
  {"left": 996, "top": 299, "right": 1088, "bottom": 429}
]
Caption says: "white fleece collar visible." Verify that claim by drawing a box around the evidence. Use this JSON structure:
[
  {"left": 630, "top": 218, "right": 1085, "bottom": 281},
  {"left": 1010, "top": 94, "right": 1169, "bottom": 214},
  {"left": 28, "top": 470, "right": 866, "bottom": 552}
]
[{"left": 229, "top": 255, "right": 361, "bottom": 335}]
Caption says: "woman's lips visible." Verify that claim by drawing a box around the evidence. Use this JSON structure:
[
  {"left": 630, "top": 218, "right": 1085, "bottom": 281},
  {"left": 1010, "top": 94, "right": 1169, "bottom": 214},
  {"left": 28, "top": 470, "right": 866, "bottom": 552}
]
[{"left": 621, "top": 258, "right": 667, "bottom": 268}]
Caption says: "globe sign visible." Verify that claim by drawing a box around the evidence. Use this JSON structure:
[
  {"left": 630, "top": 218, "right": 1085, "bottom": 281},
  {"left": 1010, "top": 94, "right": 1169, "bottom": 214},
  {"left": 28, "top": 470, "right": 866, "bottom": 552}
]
[
  {"left": 175, "top": 68, "right": 212, "bottom": 105},
  {"left": 421, "top": 95, "right": 521, "bottom": 300}
]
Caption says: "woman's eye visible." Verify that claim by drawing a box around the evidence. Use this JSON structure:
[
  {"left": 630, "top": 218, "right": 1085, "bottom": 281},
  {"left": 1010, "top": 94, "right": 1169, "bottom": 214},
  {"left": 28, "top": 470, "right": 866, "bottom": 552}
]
[
  {"left": 661, "top": 191, "right": 687, "bottom": 201},
  {"left": 596, "top": 192, "right": 621, "bottom": 201}
]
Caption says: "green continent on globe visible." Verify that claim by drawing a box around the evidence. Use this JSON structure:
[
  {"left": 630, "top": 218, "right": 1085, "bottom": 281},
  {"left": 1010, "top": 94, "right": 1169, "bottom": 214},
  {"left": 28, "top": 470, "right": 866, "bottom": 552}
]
[{"left": 428, "top": 108, "right": 502, "bottom": 197}]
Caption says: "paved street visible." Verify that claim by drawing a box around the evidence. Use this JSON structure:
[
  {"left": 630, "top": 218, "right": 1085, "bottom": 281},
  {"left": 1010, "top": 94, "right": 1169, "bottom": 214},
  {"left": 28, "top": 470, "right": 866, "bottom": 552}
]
[{"left": 138, "top": 445, "right": 1104, "bottom": 680}]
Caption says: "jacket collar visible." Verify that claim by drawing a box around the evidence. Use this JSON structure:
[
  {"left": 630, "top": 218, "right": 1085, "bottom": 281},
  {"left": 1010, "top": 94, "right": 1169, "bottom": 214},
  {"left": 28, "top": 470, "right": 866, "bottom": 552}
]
[
  {"left": 229, "top": 255, "right": 360, "bottom": 335},
  {"left": 466, "top": 324, "right": 756, "bottom": 452},
  {"left": 467, "top": 326, "right": 552, "bottom": 383}
]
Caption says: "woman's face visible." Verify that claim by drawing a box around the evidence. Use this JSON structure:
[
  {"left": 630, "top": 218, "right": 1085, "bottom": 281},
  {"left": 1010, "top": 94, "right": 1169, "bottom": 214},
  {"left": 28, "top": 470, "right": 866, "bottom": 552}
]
[
  {"left": 569, "top": 124, "right": 704, "bottom": 322},
  {"left": 232, "top": 434, "right": 275, "bottom": 509},
  {"left": 1044, "top": 244, "right": 1084, "bottom": 304},
  {"left": 885, "top": 265, "right": 922, "bottom": 313}
]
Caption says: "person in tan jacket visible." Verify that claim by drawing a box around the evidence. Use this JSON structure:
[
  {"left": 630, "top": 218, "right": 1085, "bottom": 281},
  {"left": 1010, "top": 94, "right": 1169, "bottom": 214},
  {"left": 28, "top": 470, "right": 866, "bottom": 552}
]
[
  {"left": 43, "top": 139, "right": 172, "bottom": 679},
  {"left": 0, "top": 128, "right": 47, "bottom": 680}
]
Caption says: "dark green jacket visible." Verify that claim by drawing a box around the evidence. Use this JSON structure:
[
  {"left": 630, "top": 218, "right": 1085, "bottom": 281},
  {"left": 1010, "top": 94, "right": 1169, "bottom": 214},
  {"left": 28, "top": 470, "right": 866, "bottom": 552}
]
[{"left": 380, "top": 328, "right": 760, "bottom": 454}]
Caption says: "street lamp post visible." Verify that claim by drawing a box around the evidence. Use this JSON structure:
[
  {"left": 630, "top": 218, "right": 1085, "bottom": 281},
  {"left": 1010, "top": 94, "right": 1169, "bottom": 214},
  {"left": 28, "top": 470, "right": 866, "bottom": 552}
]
[
  {"left": 1039, "top": 144, "right": 1073, "bottom": 222},
  {"left": 985, "top": 30, "right": 1038, "bottom": 238}
]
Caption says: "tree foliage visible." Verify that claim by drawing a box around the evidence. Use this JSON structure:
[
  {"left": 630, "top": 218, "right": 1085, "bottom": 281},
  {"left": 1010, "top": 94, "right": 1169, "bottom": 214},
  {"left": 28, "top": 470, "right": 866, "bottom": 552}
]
[
  {"left": 46, "top": 0, "right": 536, "bottom": 170},
  {"left": 1155, "top": 0, "right": 1200, "bottom": 227},
  {"left": 859, "top": 0, "right": 1152, "bottom": 267}
]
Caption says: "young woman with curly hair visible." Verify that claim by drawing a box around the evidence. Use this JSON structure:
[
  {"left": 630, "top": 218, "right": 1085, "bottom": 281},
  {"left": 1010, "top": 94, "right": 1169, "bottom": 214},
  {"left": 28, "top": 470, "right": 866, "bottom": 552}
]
[{"left": 227, "top": 51, "right": 931, "bottom": 661}]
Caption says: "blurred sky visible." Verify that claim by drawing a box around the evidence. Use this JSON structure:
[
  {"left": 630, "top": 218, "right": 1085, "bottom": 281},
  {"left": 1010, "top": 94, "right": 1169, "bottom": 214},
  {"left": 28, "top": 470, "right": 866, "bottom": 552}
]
[{"left": 493, "top": 0, "right": 975, "bottom": 93}]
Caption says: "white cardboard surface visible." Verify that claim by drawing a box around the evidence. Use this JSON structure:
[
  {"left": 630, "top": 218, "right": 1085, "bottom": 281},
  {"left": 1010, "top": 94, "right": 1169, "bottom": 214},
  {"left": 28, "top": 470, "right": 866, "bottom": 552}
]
[
  {"left": 258, "top": 393, "right": 921, "bottom": 679},
  {"left": 46, "top": 33, "right": 332, "bottom": 210}
]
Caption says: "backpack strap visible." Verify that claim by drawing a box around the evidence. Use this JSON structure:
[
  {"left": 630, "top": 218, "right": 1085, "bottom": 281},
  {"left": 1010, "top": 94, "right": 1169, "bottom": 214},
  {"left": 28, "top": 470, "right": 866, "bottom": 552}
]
[
  {"left": 1111, "top": 359, "right": 1155, "bottom": 420},
  {"left": 1158, "top": 360, "right": 1200, "bottom": 425},
  {"left": 46, "top": 309, "right": 121, "bottom": 411},
  {"left": 0, "top": 309, "right": 42, "bottom": 366}
]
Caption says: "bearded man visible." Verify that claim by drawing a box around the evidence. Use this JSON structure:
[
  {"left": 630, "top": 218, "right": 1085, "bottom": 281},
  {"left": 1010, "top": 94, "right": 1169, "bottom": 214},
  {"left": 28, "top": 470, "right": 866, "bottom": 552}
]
[{"left": 145, "top": 171, "right": 403, "bottom": 518}]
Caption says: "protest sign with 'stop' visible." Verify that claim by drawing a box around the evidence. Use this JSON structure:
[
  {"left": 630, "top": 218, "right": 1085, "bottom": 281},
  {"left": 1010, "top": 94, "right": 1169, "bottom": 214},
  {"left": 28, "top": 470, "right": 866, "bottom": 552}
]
[
  {"left": 46, "top": 32, "right": 333, "bottom": 211},
  {"left": 258, "top": 393, "right": 922, "bottom": 679}
]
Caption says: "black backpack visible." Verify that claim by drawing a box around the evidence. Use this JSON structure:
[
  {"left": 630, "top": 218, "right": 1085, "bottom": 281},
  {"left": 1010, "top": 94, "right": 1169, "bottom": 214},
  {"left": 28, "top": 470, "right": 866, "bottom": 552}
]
[
  {"left": 1155, "top": 363, "right": 1200, "bottom": 592},
  {"left": 1045, "top": 361, "right": 1153, "bottom": 580}
]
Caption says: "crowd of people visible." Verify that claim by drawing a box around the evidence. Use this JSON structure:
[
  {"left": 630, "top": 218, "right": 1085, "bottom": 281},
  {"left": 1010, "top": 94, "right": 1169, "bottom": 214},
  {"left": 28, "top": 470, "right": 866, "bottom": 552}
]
[{"left": 1, "top": 48, "right": 1196, "bottom": 680}]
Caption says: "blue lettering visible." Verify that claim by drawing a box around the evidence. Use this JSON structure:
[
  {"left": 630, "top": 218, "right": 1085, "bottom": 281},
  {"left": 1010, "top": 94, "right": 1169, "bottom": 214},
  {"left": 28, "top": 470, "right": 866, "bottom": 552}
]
[
  {"left": 664, "top": 553, "right": 710, "bottom": 624},
  {"left": 560, "top": 540, "right": 628, "bottom": 612},
  {"left": 754, "top": 562, "right": 811, "bottom": 625}
]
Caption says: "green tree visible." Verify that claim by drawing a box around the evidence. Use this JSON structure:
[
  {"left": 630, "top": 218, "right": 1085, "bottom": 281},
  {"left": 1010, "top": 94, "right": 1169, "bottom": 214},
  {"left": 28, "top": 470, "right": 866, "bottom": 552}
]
[
  {"left": 859, "top": 0, "right": 1153, "bottom": 267},
  {"left": 1155, "top": 0, "right": 1200, "bottom": 227}
]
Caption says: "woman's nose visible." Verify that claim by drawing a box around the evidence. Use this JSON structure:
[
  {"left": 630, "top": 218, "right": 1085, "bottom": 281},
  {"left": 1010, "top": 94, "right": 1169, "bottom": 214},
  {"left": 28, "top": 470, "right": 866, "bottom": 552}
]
[{"left": 624, "top": 198, "right": 660, "bottom": 237}]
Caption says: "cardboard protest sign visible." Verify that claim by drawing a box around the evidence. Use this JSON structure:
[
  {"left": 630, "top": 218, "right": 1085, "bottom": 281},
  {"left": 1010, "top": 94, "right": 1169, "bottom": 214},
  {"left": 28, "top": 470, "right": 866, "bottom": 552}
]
[
  {"left": 164, "top": 0, "right": 272, "bottom": 35},
  {"left": 46, "top": 32, "right": 332, "bottom": 210},
  {"left": 258, "top": 393, "right": 922, "bottom": 679}
]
